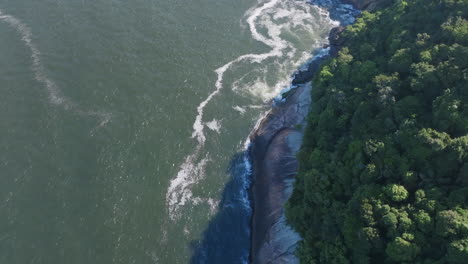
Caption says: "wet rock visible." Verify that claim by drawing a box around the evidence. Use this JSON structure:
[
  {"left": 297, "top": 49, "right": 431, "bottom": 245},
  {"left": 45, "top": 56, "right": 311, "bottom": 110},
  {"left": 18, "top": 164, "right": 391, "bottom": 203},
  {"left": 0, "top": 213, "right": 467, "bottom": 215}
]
[{"left": 291, "top": 51, "right": 330, "bottom": 85}]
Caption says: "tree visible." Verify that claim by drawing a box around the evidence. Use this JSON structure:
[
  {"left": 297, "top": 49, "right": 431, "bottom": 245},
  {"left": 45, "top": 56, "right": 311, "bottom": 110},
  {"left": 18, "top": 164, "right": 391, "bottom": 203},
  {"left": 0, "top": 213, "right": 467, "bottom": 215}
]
[
  {"left": 384, "top": 184, "right": 408, "bottom": 202},
  {"left": 447, "top": 238, "right": 468, "bottom": 263},
  {"left": 435, "top": 210, "right": 468, "bottom": 237},
  {"left": 385, "top": 236, "right": 420, "bottom": 262},
  {"left": 286, "top": 0, "right": 468, "bottom": 262}
]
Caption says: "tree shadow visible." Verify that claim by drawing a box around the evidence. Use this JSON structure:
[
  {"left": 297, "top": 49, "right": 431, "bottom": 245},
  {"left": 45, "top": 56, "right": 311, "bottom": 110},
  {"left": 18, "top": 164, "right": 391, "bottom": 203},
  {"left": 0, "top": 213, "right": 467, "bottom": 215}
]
[{"left": 189, "top": 152, "right": 252, "bottom": 264}]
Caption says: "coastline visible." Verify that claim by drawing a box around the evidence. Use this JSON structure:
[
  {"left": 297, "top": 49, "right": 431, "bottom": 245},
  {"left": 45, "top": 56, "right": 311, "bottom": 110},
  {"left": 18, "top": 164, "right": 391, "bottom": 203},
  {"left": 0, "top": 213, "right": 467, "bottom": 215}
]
[
  {"left": 248, "top": 38, "right": 335, "bottom": 264},
  {"left": 248, "top": 47, "right": 333, "bottom": 264},
  {"left": 247, "top": 1, "right": 367, "bottom": 262}
]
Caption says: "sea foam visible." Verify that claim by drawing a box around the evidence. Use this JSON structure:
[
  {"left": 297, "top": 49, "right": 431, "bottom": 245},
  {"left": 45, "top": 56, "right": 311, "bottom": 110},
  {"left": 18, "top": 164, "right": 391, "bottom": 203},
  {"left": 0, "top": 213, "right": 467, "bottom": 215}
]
[
  {"left": 206, "top": 119, "right": 221, "bottom": 133},
  {"left": 166, "top": 0, "right": 337, "bottom": 220},
  {"left": 0, "top": 9, "right": 111, "bottom": 127},
  {"left": 167, "top": 0, "right": 288, "bottom": 220}
]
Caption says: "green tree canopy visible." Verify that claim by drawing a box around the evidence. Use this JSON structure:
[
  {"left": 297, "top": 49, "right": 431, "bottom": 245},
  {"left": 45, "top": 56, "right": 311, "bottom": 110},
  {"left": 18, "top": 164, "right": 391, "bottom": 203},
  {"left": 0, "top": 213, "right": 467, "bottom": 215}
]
[{"left": 286, "top": 0, "right": 468, "bottom": 263}]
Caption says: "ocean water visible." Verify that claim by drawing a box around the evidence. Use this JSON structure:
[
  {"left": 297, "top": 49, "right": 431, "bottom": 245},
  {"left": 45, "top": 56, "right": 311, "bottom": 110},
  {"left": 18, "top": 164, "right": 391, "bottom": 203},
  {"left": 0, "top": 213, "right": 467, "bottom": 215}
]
[{"left": 0, "top": 0, "right": 340, "bottom": 263}]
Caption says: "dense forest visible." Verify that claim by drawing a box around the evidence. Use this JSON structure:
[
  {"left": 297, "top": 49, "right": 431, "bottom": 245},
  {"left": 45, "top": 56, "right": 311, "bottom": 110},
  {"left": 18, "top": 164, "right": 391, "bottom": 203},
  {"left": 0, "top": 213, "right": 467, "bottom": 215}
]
[{"left": 286, "top": 0, "right": 468, "bottom": 263}]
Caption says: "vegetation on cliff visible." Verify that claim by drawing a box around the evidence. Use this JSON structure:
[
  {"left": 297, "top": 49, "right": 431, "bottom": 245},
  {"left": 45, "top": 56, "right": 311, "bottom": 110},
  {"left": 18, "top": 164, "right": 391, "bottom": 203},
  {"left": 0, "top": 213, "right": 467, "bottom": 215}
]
[{"left": 286, "top": 0, "right": 468, "bottom": 263}]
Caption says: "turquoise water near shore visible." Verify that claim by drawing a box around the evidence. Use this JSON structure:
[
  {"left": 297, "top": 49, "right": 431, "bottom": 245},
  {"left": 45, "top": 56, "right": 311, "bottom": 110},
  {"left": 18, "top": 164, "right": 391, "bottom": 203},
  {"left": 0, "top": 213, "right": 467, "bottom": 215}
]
[{"left": 0, "top": 0, "right": 336, "bottom": 263}]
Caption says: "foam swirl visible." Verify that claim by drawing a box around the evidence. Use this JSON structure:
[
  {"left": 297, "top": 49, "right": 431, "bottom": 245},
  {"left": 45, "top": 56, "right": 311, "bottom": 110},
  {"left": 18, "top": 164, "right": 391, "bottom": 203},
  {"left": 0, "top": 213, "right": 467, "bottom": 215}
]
[{"left": 166, "top": 0, "right": 337, "bottom": 220}]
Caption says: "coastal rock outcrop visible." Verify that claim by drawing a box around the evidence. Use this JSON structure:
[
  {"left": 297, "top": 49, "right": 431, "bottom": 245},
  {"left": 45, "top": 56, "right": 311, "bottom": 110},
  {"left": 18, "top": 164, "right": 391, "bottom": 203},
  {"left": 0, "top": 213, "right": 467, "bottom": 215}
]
[
  {"left": 250, "top": 83, "right": 312, "bottom": 264},
  {"left": 249, "top": 20, "right": 336, "bottom": 264},
  {"left": 249, "top": 15, "right": 341, "bottom": 262}
]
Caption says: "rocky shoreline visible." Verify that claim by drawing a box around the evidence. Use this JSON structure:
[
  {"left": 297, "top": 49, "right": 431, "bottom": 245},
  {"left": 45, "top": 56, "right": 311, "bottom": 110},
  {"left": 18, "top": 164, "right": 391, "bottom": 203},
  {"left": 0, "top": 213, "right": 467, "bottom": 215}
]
[
  {"left": 248, "top": 36, "right": 334, "bottom": 264},
  {"left": 249, "top": 81, "right": 312, "bottom": 264},
  {"left": 247, "top": 0, "right": 385, "bottom": 263}
]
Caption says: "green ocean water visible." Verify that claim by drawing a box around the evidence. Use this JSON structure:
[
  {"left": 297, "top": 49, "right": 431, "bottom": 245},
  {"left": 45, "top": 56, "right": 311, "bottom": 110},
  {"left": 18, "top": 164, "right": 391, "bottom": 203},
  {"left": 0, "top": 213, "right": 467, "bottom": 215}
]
[{"left": 0, "top": 0, "right": 336, "bottom": 263}]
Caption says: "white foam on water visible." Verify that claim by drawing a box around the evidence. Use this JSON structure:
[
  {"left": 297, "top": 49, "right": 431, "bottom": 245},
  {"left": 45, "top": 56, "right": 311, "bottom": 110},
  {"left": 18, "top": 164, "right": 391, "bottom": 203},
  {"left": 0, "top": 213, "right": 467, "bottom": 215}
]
[
  {"left": 166, "top": 151, "right": 210, "bottom": 219},
  {"left": 206, "top": 119, "right": 221, "bottom": 133},
  {"left": 248, "top": 104, "right": 267, "bottom": 109},
  {"left": 0, "top": 9, "right": 111, "bottom": 127},
  {"left": 190, "top": 0, "right": 289, "bottom": 145},
  {"left": 167, "top": 0, "right": 288, "bottom": 220},
  {"left": 166, "top": 0, "right": 339, "bottom": 220},
  {"left": 0, "top": 10, "right": 67, "bottom": 105},
  {"left": 233, "top": 106, "right": 247, "bottom": 114},
  {"left": 249, "top": 76, "right": 292, "bottom": 101},
  {"left": 191, "top": 197, "right": 218, "bottom": 216},
  {"left": 207, "top": 198, "right": 218, "bottom": 215},
  {"left": 253, "top": 109, "right": 272, "bottom": 133},
  {"left": 240, "top": 142, "right": 253, "bottom": 211},
  {"left": 231, "top": 1, "right": 338, "bottom": 100}
]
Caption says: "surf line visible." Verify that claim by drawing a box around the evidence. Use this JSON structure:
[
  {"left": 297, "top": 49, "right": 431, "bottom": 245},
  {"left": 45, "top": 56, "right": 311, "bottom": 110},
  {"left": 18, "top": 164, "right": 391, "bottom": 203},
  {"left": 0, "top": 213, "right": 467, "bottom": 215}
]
[
  {"left": 0, "top": 9, "right": 111, "bottom": 127},
  {"left": 166, "top": 0, "right": 288, "bottom": 220}
]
